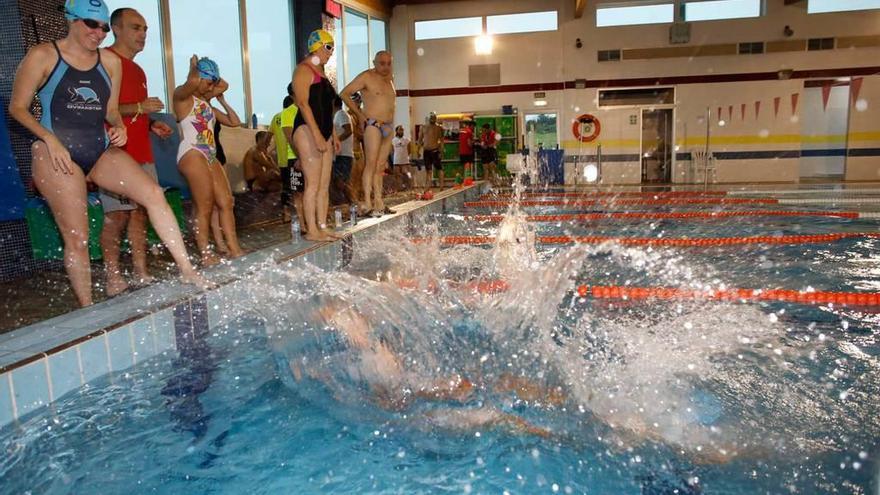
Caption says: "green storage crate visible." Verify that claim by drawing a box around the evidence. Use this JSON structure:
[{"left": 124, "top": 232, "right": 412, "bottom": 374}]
[
  {"left": 146, "top": 188, "right": 186, "bottom": 245},
  {"left": 26, "top": 194, "right": 104, "bottom": 260},
  {"left": 25, "top": 189, "right": 186, "bottom": 261}
]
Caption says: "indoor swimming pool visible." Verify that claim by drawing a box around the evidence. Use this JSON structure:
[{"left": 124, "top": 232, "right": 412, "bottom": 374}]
[{"left": 1, "top": 185, "right": 879, "bottom": 494}]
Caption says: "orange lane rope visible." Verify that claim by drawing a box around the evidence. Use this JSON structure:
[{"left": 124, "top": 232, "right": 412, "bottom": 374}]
[
  {"left": 410, "top": 232, "right": 879, "bottom": 247},
  {"left": 463, "top": 198, "right": 779, "bottom": 207},
  {"left": 464, "top": 211, "right": 861, "bottom": 222},
  {"left": 394, "top": 278, "right": 880, "bottom": 306},
  {"left": 577, "top": 285, "right": 880, "bottom": 306},
  {"left": 485, "top": 191, "right": 729, "bottom": 199}
]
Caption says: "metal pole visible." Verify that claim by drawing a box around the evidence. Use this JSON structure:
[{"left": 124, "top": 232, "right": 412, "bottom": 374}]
[
  {"left": 238, "top": 0, "right": 253, "bottom": 127},
  {"left": 704, "top": 106, "right": 711, "bottom": 190},
  {"left": 597, "top": 143, "right": 602, "bottom": 184}
]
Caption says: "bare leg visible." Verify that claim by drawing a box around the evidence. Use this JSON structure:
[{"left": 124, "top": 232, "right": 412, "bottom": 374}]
[
  {"left": 100, "top": 210, "right": 130, "bottom": 296},
  {"left": 316, "top": 142, "right": 336, "bottom": 236},
  {"left": 292, "top": 192, "right": 306, "bottom": 234},
  {"left": 126, "top": 206, "right": 154, "bottom": 284},
  {"left": 177, "top": 151, "right": 220, "bottom": 266},
  {"left": 371, "top": 134, "right": 394, "bottom": 212},
  {"left": 361, "top": 126, "right": 383, "bottom": 212},
  {"left": 293, "top": 126, "right": 334, "bottom": 241},
  {"left": 210, "top": 164, "right": 243, "bottom": 257},
  {"left": 90, "top": 148, "right": 205, "bottom": 288},
  {"left": 31, "top": 142, "right": 92, "bottom": 306},
  {"left": 210, "top": 209, "right": 229, "bottom": 255}
]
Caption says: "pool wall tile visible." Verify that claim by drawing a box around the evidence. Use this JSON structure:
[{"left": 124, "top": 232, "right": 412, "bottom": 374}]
[
  {"left": 78, "top": 333, "right": 110, "bottom": 384},
  {"left": 47, "top": 347, "right": 82, "bottom": 401},
  {"left": 130, "top": 318, "right": 156, "bottom": 364},
  {"left": 106, "top": 325, "right": 134, "bottom": 372},
  {"left": 152, "top": 309, "right": 177, "bottom": 355},
  {"left": 10, "top": 357, "right": 50, "bottom": 416},
  {"left": 0, "top": 375, "right": 14, "bottom": 427}
]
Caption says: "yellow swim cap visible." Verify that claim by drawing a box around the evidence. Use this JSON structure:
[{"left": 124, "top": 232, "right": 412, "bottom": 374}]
[{"left": 307, "top": 29, "right": 334, "bottom": 53}]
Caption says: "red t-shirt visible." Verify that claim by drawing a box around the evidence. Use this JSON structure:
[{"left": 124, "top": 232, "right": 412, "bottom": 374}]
[
  {"left": 459, "top": 126, "right": 474, "bottom": 155},
  {"left": 108, "top": 47, "right": 153, "bottom": 164},
  {"left": 481, "top": 128, "right": 497, "bottom": 148}
]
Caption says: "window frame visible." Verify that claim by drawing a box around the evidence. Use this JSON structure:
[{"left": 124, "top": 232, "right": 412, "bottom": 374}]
[
  {"left": 682, "top": 0, "right": 763, "bottom": 22},
  {"left": 414, "top": 16, "right": 484, "bottom": 41},
  {"left": 807, "top": 0, "right": 880, "bottom": 14},
  {"left": 486, "top": 11, "right": 558, "bottom": 35}
]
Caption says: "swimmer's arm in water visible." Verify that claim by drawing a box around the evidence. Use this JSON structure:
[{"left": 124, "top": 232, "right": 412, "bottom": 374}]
[{"left": 494, "top": 373, "right": 567, "bottom": 406}]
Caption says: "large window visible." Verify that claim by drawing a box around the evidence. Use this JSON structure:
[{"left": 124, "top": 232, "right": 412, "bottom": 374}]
[
  {"left": 808, "top": 0, "right": 880, "bottom": 13},
  {"left": 487, "top": 11, "right": 558, "bottom": 34},
  {"left": 684, "top": 0, "right": 762, "bottom": 21},
  {"left": 343, "top": 8, "right": 369, "bottom": 87},
  {"left": 102, "top": 0, "right": 166, "bottom": 106},
  {"left": 596, "top": 3, "right": 675, "bottom": 27},
  {"left": 414, "top": 17, "right": 482, "bottom": 41},
  {"left": 369, "top": 17, "right": 386, "bottom": 60},
  {"left": 169, "top": 0, "right": 245, "bottom": 115},
  {"left": 245, "top": 0, "right": 294, "bottom": 124},
  {"left": 334, "top": 16, "right": 345, "bottom": 87}
]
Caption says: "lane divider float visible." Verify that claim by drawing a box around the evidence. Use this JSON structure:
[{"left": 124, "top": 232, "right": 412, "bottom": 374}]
[
  {"left": 410, "top": 232, "right": 880, "bottom": 247},
  {"left": 463, "top": 198, "right": 779, "bottom": 208},
  {"left": 394, "top": 279, "right": 880, "bottom": 306},
  {"left": 464, "top": 210, "right": 866, "bottom": 222}
]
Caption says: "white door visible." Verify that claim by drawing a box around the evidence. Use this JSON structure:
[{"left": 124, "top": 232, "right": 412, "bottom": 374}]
[{"left": 800, "top": 84, "right": 850, "bottom": 179}]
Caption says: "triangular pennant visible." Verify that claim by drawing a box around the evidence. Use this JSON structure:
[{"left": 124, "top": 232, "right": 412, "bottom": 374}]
[
  {"left": 774, "top": 96, "right": 781, "bottom": 118},
  {"left": 728, "top": 105, "right": 733, "bottom": 122},
  {"left": 851, "top": 77, "right": 864, "bottom": 105},
  {"left": 755, "top": 101, "right": 761, "bottom": 119},
  {"left": 741, "top": 103, "right": 747, "bottom": 121},
  {"left": 791, "top": 93, "right": 799, "bottom": 115},
  {"left": 821, "top": 83, "right": 833, "bottom": 111}
]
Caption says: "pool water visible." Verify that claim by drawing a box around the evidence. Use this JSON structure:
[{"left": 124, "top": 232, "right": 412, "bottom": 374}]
[{"left": 2, "top": 189, "right": 879, "bottom": 494}]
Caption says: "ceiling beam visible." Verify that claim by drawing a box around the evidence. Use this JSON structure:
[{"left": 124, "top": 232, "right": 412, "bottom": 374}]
[{"left": 574, "top": 0, "right": 587, "bottom": 19}]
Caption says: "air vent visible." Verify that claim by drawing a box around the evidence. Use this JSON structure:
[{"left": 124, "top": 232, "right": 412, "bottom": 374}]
[
  {"left": 598, "top": 49, "right": 621, "bottom": 62},
  {"left": 468, "top": 64, "right": 501, "bottom": 86},
  {"left": 807, "top": 37, "right": 835, "bottom": 51},
  {"left": 738, "top": 42, "right": 764, "bottom": 54}
]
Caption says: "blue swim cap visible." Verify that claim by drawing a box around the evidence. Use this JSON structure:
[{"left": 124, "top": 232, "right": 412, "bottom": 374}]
[
  {"left": 64, "top": 0, "right": 110, "bottom": 24},
  {"left": 197, "top": 57, "right": 220, "bottom": 82}
]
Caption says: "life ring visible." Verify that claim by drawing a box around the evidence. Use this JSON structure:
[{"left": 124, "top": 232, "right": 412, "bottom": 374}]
[{"left": 572, "top": 114, "right": 601, "bottom": 143}]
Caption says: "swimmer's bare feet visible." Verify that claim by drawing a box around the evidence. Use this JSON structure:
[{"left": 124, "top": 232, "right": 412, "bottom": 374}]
[
  {"left": 105, "top": 274, "right": 129, "bottom": 297},
  {"left": 201, "top": 251, "right": 221, "bottom": 267},
  {"left": 181, "top": 271, "right": 214, "bottom": 290},
  {"left": 229, "top": 247, "right": 246, "bottom": 258},
  {"left": 305, "top": 231, "right": 334, "bottom": 242},
  {"left": 320, "top": 228, "right": 344, "bottom": 240},
  {"left": 132, "top": 272, "right": 156, "bottom": 286}
]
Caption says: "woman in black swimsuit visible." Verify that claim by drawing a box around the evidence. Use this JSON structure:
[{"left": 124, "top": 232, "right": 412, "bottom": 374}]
[{"left": 291, "top": 29, "right": 341, "bottom": 242}]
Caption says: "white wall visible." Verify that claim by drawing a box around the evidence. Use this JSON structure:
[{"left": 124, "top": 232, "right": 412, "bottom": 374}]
[{"left": 389, "top": 0, "right": 880, "bottom": 183}]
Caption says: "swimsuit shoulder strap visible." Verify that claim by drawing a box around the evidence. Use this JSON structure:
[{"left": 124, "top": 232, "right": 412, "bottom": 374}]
[{"left": 303, "top": 62, "right": 324, "bottom": 83}]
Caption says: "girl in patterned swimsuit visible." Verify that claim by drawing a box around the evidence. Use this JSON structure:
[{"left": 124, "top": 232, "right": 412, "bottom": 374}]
[{"left": 173, "top": 55, "right": 244, "bottom": 266}]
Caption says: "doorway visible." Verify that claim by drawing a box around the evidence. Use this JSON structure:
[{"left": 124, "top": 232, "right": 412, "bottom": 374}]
[
  {"left": 800, "top": 82, "right": 850, "bottom": 180},
  {"left": 641, "top": 108, "right": 673, "bottom": 183},
  {"left": 524, "top": 112, "right": 559, "bottom": 151}
]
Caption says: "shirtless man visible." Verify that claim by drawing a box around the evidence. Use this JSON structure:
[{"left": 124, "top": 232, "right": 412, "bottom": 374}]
[
  {"left": 340, "top": 51, "right": 396, "bottom": 217},
  {"left": 420, "top": 113, "right": 445, "bottom": 191}
]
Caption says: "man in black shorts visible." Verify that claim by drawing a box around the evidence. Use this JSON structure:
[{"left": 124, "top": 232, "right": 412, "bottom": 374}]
[{"left": 420, "top": 113, "right": 444, "bottom": 190}]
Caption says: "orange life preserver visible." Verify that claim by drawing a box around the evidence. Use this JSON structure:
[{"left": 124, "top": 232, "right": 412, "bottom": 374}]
[{"left": 572, "top": 114, "right": 601, "bottom": 142}]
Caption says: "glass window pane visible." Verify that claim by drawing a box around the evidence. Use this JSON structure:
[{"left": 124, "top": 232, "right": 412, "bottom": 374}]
[
  {"left": 414, "top": 17, "right": 482, "bottom": 40},
  {"left": 684, "top": 0, "right": 761, "bottom": 21},
  {"left": 245, "top": 0, "right": 294, "bottom": 124},
  {"left": 103, "top": 0, "right": 166, "bottom": 105},
  {"left": 334, "top": 16, "right": 345, "bottom": 86},
  {"left": 808, "top": 0, "right": 880, "bottom": 13},
  {"left": 369, "top": 17, "right": 386, "bottom": 60},
  {"left": 487, "top": 11, "right": 558, "bottom": 35},
  {"left": 344, "top": 8, "right": 369, "bottom": 84},
  {"left": 596, "top": 4, "right": 674, "bottom": 27},
  {"left": 169, "top": 0, "right": 245, "bottom": 117}
]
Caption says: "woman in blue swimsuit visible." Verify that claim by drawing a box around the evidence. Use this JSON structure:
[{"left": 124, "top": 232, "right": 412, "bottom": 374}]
[{"left": 8, "top": 0, "right": 205, "bottom": 306}]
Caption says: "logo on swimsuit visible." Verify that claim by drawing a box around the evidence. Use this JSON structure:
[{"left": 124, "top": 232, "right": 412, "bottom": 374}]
[{"left": 68, "top": 86, "right": 101, "bottom": 104}]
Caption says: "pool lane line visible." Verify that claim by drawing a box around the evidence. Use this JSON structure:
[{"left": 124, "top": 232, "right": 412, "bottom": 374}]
[
  {"left": 464, "top": 210, "right": 870, "bottom": 222},
  {"left": 464, "top": 198, "right": 779, "bottom": 208},
  {"left": 410, "top": 232, "right": 880, "bottom": 247},
  {"left": 482, "top": 191, "right": 729, "bottom": 199},
  {"left": 728, "top": 187, "right": 880, "bottom": 196},
  {"left": 577, "top": 285, "right": 880, "bottom": 307},
  {"left": 395, "top": 278, "right": 880, "bottom": 306},
  {"left": 777, "top": 198, "right": 880, "bottom": 205}
]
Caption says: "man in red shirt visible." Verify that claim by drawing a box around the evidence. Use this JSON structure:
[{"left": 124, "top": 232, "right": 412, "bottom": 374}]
[
  {"left": 479, "top": 123, "right": 499, "bottom": 184},
  {"left": 458, "top": 120, "right": 475, "bottom": 179},
  {"left": 100, "top": 7, "right": 174, "bottom": 296}
]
